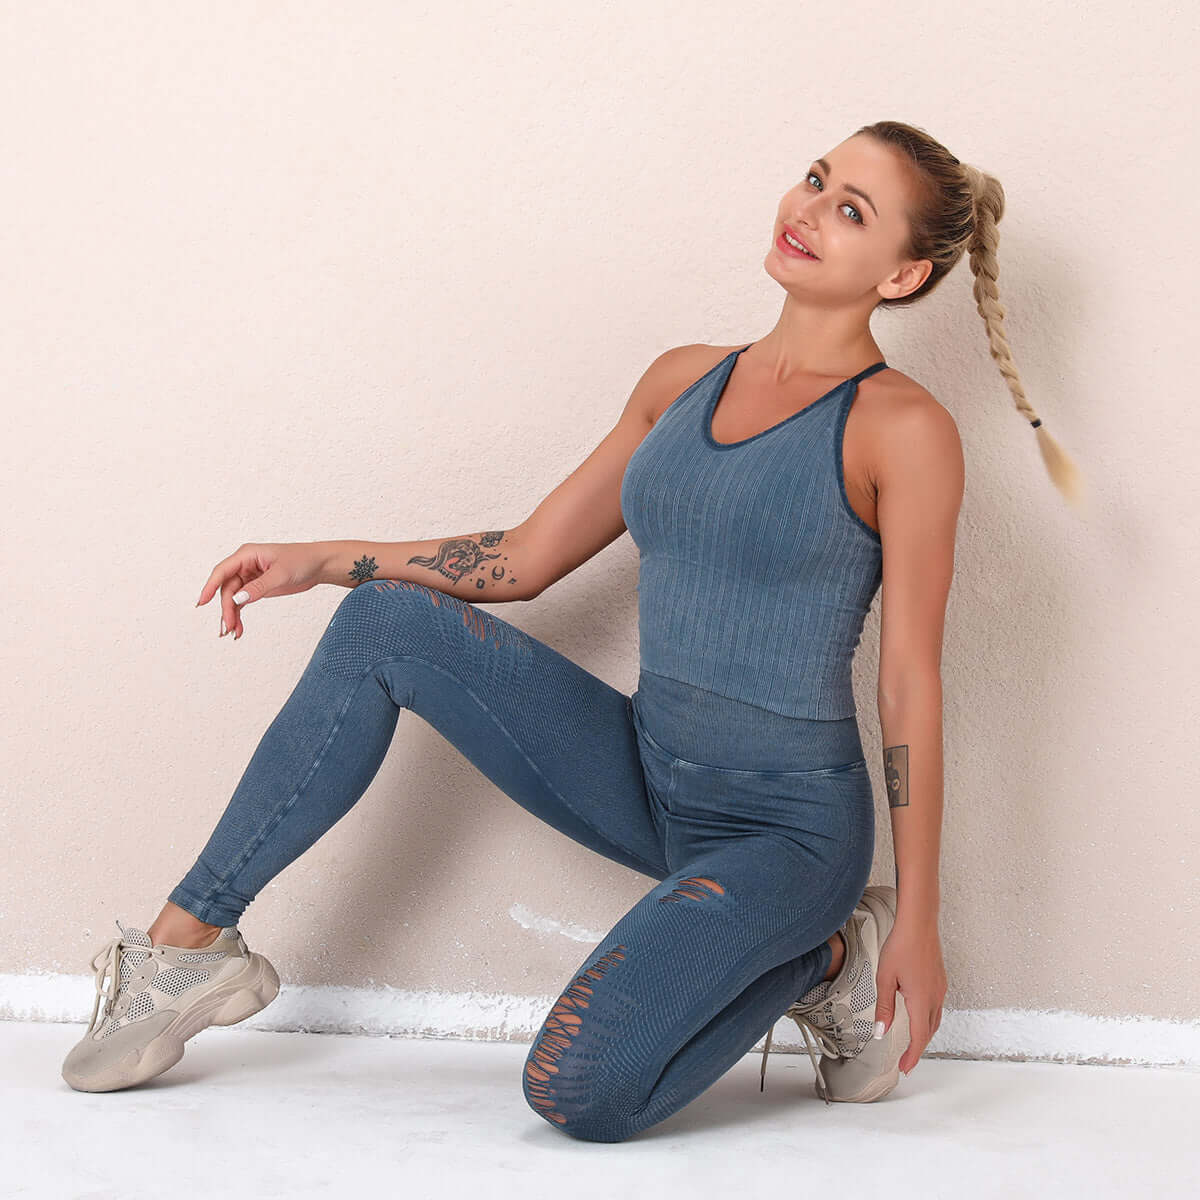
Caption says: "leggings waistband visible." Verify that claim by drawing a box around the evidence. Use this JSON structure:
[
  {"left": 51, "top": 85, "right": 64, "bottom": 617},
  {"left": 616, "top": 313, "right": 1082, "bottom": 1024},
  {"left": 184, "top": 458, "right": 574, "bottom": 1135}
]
[{"left": 632, "top": 670, "right": 865, "bottom": 772}]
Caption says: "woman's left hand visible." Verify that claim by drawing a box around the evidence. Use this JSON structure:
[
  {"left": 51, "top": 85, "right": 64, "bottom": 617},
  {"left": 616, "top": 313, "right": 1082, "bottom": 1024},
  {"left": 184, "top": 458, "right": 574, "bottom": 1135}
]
[{"left": 873, "top": 918, "right": 947, "bottom": 1075}]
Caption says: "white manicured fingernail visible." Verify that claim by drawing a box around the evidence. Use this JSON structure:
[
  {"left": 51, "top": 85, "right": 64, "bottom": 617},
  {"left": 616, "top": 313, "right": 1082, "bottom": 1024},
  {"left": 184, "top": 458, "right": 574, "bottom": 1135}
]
[
  {"left": 232, "top": 590, "right": 249, "bottom": 605},
  {"left": 873, "top": 1020, "right": 885, "bottom": 1039}
]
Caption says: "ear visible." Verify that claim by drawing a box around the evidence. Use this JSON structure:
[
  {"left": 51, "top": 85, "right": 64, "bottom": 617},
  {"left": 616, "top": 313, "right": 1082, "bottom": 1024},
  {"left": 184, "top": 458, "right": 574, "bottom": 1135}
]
[{"left": 879, "top": 257, "right": 932, "bottom": 301}]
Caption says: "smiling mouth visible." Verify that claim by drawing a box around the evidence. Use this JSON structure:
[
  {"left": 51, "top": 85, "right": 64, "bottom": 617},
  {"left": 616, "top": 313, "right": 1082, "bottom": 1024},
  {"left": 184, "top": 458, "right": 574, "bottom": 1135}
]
[{"left": 779, "top": 229, "right": 819, "bottom": 259}]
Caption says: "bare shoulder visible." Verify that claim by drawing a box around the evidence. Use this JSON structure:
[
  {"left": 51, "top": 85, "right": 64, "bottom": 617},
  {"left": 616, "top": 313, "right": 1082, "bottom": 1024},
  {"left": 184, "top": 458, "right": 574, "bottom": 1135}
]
[
  {"left": 640, "top": 343, "right": 741, "bottom": 425},
  {"left": 862, "top": 366, "right": 951, "bottom": 425},
  {"left": 860, "top": 368, "right": 963, "bottom": 487},
  {"left": 864, "top": 372, "right": 964, "bottom": 523}
]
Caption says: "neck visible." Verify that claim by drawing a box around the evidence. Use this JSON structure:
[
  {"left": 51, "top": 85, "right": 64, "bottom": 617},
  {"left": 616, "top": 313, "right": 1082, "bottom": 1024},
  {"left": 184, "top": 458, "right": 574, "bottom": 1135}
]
[{"left": 754, "top": 294, "right": 883, "bottom": 380}]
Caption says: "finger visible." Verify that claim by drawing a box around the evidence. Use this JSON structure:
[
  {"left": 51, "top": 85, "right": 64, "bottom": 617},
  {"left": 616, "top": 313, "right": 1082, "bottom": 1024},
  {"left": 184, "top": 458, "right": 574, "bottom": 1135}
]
[
  {"left": 229, "top": 574, "right": 252, "bottom": 640},
  {"left": 196, "top": 548, "right": 246, "bottom": 608},
  {"left": 230, "top": 573, "right": 258, "bottom": 640},
  {"left": 197, "top": 564, "right": 226, "bottom": 608},
  {"left": 874, "top": 979, "right": 897, "bottom": 1032},
  {"left": 902, "top": 1022, "right": 930, "bottom": 1074},
  {"left": 230, "top": 569, "right": 272, "bottom": 639},
  {"left": 230, "top": 565, "right": 281, "bottom": 608},
  {"left": 219, "top": 573, "right": 245, "bottom": 639}
]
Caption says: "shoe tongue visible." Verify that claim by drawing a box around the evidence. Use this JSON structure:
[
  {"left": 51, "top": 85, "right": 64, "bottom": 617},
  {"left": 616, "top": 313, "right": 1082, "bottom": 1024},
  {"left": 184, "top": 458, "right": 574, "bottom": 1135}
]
[
  {"left": 114, "top": 922, "right": 153, "bottom": 974},
  {"left": 106, "top": 922, "right": 153, "bottom": 997},
  {"left": 798, "top": 978, "right": 833, "bottom": 1006},
  {"left": 115, "top": 920, "right": 153, "bottom": 949}
]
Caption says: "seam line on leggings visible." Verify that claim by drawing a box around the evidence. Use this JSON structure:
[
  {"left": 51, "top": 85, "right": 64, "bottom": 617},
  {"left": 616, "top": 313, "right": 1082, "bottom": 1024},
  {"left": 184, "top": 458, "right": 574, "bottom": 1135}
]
[
  {"left": 200, "top": 655, "right": 665, "bottom": 905},
  {"left": 196, "top": 666, "right": 386, "bottom": 909},
  {"left": 362, "top": 654, "right": 668, "bottom": 879}
]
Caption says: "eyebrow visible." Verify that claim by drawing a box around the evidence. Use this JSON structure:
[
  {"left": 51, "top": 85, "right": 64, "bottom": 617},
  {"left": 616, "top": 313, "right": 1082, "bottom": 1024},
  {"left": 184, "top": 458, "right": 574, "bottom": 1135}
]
[{"left": 814, "top": 158, "right": 879, "bottom": 218}]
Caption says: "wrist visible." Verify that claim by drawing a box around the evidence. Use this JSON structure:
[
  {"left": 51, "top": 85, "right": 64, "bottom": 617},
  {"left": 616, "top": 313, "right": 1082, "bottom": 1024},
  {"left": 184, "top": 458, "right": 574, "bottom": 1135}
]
[
  {"left": 894, "top": 897, "right": 940, "bottom": 928},
  {"left": 894, "top": 881, "right": 940, "bottom": 925},
  {"left": 312, "top": 541, "right": 340, "bottom": 588}
]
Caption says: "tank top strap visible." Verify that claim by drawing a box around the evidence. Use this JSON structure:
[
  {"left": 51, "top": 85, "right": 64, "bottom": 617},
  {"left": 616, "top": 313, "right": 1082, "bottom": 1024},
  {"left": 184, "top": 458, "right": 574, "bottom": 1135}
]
[{"left": 850, "top": 360, "right": 888, "bottom": 384}]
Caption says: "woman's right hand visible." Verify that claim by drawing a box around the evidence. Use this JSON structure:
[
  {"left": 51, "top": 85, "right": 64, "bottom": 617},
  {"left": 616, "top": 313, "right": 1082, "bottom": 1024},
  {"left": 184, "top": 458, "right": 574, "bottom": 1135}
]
[{"left": 195, "top": 541, "right": 329, "bottom": 641}]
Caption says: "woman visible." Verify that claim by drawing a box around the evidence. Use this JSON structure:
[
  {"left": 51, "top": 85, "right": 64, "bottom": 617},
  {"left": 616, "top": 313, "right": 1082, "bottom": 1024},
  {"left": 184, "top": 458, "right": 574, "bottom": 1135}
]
[{"left": 62, "top": 120, "right": 1081, "bottom": 1139}]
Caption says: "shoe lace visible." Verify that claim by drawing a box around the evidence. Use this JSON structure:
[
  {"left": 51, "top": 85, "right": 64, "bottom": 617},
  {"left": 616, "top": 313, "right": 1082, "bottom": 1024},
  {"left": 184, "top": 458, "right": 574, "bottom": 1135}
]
[
  {"left": 759, "top": 990, "right": 846, "bottom": 1105},
  {"left": 87, "top": 921, "right": 160, "bottom": 1035}
]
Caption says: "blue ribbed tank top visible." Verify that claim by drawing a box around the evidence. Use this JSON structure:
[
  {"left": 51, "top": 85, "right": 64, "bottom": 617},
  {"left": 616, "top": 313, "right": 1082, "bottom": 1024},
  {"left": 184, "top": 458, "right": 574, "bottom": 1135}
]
[{"left": 619, "top": 343, "right": 888, "bottom": 720}]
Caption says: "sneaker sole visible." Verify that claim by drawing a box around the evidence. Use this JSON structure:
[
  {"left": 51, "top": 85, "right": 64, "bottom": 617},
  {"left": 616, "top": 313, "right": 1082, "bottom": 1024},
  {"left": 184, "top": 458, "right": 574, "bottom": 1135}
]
[
  {"left": 63, "top": 951, "right": 280, "bottom": 1093},
  {"left": 817, "top": 1060, "right": 902, "bottom": 1103}
]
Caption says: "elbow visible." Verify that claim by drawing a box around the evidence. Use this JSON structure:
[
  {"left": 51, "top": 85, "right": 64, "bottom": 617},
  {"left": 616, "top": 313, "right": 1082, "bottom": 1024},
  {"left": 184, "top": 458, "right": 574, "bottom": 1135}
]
[
  {"left": 513, "top": 563, "right": 547, "bottom": 602},
  {"left": 503, "top": 523, "right": 546, "bottom": 602}
]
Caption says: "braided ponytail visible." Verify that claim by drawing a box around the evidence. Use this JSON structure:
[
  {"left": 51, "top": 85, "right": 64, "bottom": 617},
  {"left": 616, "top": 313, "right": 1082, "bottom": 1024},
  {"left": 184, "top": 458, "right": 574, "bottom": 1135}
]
[
  {"left": 962, "top": 164, "right": 1085, "bottom": 509},
  {"left": 857, "top": 121, "right": 1085, "bottom": 510}
]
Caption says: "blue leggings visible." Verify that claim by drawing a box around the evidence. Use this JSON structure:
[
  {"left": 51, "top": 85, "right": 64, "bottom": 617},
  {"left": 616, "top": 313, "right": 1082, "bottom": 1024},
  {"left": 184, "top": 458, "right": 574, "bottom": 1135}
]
[{"left": 168, "top": 580, "right": 875, "bottom": 1142}]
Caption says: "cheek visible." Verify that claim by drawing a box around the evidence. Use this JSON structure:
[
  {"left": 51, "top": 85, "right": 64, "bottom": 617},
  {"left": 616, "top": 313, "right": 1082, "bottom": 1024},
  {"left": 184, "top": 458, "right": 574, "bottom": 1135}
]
[{"left": 835, "top": 233, "right": 885, "bottom": 277}]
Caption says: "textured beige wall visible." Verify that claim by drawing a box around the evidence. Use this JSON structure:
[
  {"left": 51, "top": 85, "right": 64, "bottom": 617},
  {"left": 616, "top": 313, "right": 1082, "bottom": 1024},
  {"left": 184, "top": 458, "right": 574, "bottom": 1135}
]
[{"left": 3, "top": 2, "right": 1197, "bottom": 1055}]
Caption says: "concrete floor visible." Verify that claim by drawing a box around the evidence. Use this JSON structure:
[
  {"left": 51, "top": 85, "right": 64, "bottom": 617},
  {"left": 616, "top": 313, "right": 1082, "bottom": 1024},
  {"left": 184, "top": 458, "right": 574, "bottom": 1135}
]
[{"left": 3, "top": 1019, "right": 1197, "bottom": 1198}]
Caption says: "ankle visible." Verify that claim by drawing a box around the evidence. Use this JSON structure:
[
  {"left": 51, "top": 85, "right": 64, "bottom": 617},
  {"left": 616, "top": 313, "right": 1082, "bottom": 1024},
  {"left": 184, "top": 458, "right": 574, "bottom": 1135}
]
[
  {"left": 150, "top": 924, "right": 223, "bottom": 950},
  {"left": 822, "top": 931, "right": 846, "bottom": 982},
  {"left": 147, "top": 902, "right": 224, "bottom": 949}
]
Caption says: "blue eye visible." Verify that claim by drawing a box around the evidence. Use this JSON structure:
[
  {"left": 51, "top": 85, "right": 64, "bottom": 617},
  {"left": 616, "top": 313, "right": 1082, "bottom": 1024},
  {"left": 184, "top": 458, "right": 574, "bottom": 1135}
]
[{"left": 805, "top": 172, "right": 864, "bottom": 225}]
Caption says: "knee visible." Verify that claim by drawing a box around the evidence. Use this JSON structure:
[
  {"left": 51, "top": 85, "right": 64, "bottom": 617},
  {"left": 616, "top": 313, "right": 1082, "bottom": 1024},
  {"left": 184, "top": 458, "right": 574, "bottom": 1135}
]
[
  {"left": 316, "top": 580, "right": 436, "bottom": 680},
  {"left": 521, "top": 1071, "right": 638, "bottom": 1143},
  {"left": 318, "top": 578, "right": 527, "bottom": 681},
  {"left": 521, "top": 941, "right": 641, "bottom": 1141}
]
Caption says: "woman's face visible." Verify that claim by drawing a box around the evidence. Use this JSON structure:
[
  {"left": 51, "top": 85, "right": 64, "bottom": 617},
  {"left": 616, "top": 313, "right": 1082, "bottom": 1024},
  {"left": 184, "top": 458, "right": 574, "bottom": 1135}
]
[{"left": 765, "top": 135, "right": 931, "bottom": 305}]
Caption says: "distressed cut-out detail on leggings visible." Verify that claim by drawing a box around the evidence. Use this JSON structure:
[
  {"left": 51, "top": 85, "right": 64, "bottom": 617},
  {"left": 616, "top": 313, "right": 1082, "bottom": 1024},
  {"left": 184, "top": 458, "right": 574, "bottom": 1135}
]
[
  {"left": 524, "top": 945, "right": 628, "bottom": 1126},
  {"left": 369, "top": 579, "right": 524, "bottom": 649},
  {"left": 659, "top": 875, "right": 726, "bottom": 904},
  {"left": 167, "top": 569, "right": 874, "bottom": 1142}
]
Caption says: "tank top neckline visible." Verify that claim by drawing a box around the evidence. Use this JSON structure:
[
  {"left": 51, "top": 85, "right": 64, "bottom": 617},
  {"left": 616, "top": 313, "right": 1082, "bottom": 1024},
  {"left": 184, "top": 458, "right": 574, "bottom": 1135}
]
[{"left": 703, "top": 342, "right": 889, "bottom": 451}]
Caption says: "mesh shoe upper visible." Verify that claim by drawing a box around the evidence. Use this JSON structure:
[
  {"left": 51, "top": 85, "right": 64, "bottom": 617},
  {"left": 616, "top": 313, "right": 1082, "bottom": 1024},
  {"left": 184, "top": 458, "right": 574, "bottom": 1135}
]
[
  {"left": 758, "top": 903, "right": 879, "bottom": 1103},
  {"left": 87, "top": 919, "right": 244, "bottom": 1040}
]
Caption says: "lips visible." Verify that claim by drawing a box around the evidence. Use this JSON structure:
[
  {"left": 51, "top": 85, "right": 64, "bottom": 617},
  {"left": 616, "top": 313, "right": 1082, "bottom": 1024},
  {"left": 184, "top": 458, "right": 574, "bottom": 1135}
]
[{"left": 781, "top": 225, "right": 819, "bottom": 258}]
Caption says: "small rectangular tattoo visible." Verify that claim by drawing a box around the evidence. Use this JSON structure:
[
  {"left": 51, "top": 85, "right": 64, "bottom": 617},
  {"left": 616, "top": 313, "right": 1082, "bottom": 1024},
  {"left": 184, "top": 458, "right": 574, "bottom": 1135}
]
[{"left": 884, "top": 744, "right": 909, "bottom": 808}]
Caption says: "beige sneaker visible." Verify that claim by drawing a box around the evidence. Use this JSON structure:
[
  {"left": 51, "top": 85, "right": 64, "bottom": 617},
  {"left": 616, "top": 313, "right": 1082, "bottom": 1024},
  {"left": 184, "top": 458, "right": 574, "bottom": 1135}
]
[
  {"left": 759, "top": 885, "right": 909, "bottom": 1104},
  {"left": 61, "top": 919, "right": 280, "bottom": 1092}
]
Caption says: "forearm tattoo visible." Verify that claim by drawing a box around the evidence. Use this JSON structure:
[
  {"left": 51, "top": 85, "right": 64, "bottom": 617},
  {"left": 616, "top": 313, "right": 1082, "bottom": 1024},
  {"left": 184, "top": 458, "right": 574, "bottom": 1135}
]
[
  {"left": 885, "top": 743, "right": 908, "bottom": 892},
  {"left": 884, "top": 744, "right": 909, "bottom": 809},
  {"left": 349, "top": 555, "right": 379, "bottom": 584},
  {"left": 406, "top": 529, "right": 520, "bottom": 591}
]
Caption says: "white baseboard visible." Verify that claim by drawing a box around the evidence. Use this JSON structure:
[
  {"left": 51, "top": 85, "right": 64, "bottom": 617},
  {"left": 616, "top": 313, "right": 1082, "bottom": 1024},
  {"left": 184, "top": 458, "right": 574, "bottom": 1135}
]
[{"left": 5, "top": 972, "right": 1199, "bottom": 1069}]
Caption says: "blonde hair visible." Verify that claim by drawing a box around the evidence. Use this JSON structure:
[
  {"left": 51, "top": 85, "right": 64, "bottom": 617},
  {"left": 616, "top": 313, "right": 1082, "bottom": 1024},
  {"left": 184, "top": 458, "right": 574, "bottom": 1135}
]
[{"left": 854, "top": 120, "right": 1084, "bottom": 509}]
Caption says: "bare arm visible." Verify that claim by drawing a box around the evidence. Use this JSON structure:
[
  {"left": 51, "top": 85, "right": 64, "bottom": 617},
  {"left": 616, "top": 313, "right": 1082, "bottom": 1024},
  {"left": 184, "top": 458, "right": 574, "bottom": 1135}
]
[
  {"left": 875, "top": 394, "right": 965, "bottom": 928},
  {"left": 316, "top": 528, "right": 541, "bottom": 601},
  {"left": 316, "top": 344, "right": 705, "bottom": 603}
]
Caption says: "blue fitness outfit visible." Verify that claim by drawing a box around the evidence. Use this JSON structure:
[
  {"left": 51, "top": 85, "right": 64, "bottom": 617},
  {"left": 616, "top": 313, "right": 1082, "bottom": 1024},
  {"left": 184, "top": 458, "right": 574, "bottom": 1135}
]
[
  {"left": 622, "top": 343, "right": 889, "bottom": 720},
  {"left": 168, "top": 342, "right": 887, "bottom": 1142}
]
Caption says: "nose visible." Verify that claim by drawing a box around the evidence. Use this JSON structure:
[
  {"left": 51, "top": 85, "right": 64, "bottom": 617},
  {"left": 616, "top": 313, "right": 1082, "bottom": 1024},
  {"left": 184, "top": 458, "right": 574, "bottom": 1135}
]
[{"left": 789, "top": 193, "right": 823, "bottom": 227}]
